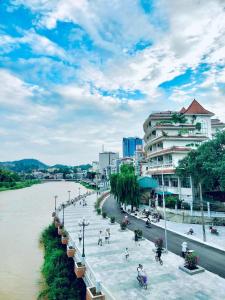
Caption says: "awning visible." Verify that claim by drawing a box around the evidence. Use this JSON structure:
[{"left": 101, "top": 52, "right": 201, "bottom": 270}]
[
  {"left": 156, "top": 191, "right": 174, "bottom": 195},
  {"left": 138, "top": 176, "right": 158, "bottom": 189}
]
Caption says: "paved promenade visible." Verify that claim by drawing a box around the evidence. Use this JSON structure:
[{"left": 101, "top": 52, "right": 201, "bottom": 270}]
[{"left": 59, "top": 193, "right": 225, "bottom": 300}]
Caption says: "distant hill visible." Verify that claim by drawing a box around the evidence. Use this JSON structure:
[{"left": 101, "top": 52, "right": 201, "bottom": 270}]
[
  {"left": 0, "top": 159, "right": 48, "bottom": 172},
  {"left": 0, "top": 159, "right": 92, "bottom": 172}
]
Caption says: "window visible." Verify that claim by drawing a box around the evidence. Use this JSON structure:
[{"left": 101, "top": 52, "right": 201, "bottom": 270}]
[
  {"left": 171, "top": 177, "right": 178, "bottom": 187},
  {"left": 181, "top": 177, "right": 191, "bottom": 188}
]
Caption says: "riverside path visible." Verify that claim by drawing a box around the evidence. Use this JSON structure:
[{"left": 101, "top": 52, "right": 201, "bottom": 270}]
[
  {"left": 58, "top": 192, "right": 225, "bottom": 300},
  {"left": 103, "top": 195, "right": 225, "bottom": 279}
]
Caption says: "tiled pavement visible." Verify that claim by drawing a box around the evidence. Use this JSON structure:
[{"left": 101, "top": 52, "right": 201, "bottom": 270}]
[{"left": 58, "top": 194, "right": 225, "bottom": 300}]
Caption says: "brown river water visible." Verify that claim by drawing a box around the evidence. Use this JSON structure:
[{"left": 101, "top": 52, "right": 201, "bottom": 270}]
[{"left": 0, "top": 181, "right": 86, "bottom": 300}]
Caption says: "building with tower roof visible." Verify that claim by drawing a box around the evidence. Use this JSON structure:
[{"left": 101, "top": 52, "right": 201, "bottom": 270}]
[{"left": 143, "top": 99, "right": 225, "bottom": 203}]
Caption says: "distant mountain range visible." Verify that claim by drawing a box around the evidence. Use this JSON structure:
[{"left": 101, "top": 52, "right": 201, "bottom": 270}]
[{"left": 0, "top": 159, "right": 91, "bottom": 172}]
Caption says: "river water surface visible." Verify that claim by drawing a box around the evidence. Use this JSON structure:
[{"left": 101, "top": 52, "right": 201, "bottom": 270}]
[{"left": 0, "top": 181, "right": 86, "bottom": 300}]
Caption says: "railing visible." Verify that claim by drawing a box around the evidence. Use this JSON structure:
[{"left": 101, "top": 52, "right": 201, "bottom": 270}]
[{"left": 148, "top": 163, "right": 174, "bottom": 169}]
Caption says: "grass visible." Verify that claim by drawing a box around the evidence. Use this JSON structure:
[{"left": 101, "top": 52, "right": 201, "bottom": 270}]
[
  {"left": 0, "top": 179, "right": 41, "bottom": 192},
  {"left": 39, "top": 224, "right": 86, "bottom": 300},
  {"left": 79, "top": 181, "right": 97, "bottom": 190}
]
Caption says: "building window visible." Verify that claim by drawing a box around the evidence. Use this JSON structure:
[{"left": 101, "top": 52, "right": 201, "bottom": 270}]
[
  {"left": 163, "top": 176, "right": 170, "bottom": 186},
  {"left": 170, "top": 177, "right": 178, "bottom": 187},
  {"left": 181, "top": 177, "right": 191, "bottom": 188}
]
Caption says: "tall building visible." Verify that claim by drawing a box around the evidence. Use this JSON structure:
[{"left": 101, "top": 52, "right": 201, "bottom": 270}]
[
  {"left": 123, "top": 137, "right": 143, "bottom": 157},
  {"left": 99, "top": 152, "right": 119, "bottom": 177},
  {"left": 143, "top": 99, "right": 225, "bottom": 203}
]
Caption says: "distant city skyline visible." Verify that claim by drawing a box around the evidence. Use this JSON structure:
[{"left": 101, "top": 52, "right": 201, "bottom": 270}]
[{"left": 1, "top": 1, "right": 225, "bottom": 164}]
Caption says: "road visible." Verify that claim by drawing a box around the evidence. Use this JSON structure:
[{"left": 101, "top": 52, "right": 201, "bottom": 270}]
[{"left": 103, "top": 195, "right": 225, "bottom": 279}]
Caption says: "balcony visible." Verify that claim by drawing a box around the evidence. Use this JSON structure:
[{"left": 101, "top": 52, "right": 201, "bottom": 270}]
[{"left": 148, "top": 162, "right": 174, "bottom": 169}]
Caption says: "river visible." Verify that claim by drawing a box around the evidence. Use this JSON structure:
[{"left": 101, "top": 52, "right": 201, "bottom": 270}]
[{"left": 0, "top": 181, "right": 87, "bottom": 300}]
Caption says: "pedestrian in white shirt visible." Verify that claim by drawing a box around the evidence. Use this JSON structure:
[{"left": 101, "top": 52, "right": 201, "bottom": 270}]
[
  {"left": 181, "top": 241, "right": 188, "bottom": 258},
  {"left": 105, "top": 229, "right": 110, "bottom": 244},
  {"left": 124, "top": 248, "right": 129, "bottom": 261}
]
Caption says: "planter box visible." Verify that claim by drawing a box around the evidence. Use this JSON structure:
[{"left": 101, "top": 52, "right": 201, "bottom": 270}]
[
  {"left": 179, "top": 265, "right": 205, "bottom": 275},
  {"left": 86, "top": 287, "right": 105, "bottom": 300},
  {"left": 74, "top": 262, "right": 86, "bottom": 278},
  {"left": 67, "top": 247, "right": 76, "bottom": 257},
  {"left": 61, "top": 236, "right": 69, "bottom": 245}
]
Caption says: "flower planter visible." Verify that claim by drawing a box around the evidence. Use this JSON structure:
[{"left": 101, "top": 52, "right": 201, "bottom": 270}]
[
  {"left": 86, "top": 287, "right": 105, "bottom": 300},
  {"left": 67, "top": 247, "right": 76, "bottom": 257},
  {"left": 179, "top": 265, "right": 205, "bottom": 275},
  {"left": 61, "top": 236, "right": 69, "bottom": 245},
  {"left": 74, "top": 262, "right": 86, "bottom": 278}
]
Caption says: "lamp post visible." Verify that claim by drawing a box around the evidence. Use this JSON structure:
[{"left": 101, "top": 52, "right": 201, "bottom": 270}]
[
  {"left": 79, "top": 217, "right": 89, "bottom": 258},
  {"left": 161, "top": 167, "right": 168, "bottom": 253},
  {"left": 199, "top": 182, "right": 206, "bottom": 242},
  {"left": 54, "top": 195, "right": 58, "bottom": 212},
  {"left": 68, "top": 190, "right": 71, "bottom": 202},
  {"left": 62, "top": 203, "right": 65, "bottom": 226}
]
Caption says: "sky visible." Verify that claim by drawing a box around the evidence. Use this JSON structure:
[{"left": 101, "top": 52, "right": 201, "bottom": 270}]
[{"left": 1, "top": 0, "right": 225, "bottom": 165}]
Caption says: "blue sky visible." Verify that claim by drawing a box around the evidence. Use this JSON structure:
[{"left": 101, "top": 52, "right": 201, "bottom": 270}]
[{"left": 0, "top": 0, "right": 225, "bottom": 164}]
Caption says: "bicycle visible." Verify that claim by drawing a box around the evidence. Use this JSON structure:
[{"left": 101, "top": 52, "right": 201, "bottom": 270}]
[{"left": 155, "top": 254, "right": 163, "bottom": 265}]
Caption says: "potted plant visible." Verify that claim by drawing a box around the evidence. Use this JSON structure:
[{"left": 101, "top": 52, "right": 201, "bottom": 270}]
[
  {"left": 134, "top": 229, "right": 143, "bottom": 240},
  {"left": 102, "top": 211, "right": 107, "bottom": 218},
  {"left": 179, "top": 251, "right": 205, "bottom": 275},
  {"left": 58, "top": 224, "right": 63, "bottom": 235},
  {"left": 120, "top": 221, "right": 127, "bottom": 231},
  {"left": 96, "top": 208, "right": 101, "bottom": 215},
  {"left": 67, "top": 245, "right": 76, "bottom": 257},
  {"left": 86, "top": 286, "right": 105, "bottom": 300},
  {"left": 110, "top": 216, "right": 115, "bottom": 224},
  {"left": 61, "top": 231, "right": 69, "bottom": 245},
  {"left": 74, "top": 261, "right": 86, "bottom": 278}
]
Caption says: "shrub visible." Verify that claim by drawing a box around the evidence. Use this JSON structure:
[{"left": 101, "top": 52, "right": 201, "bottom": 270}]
[
  {"left": 96, "top": 208, "right": 101, "bottom": 215},
  {"left": 110, "top": 216, "right": 115, "bottom": 223},
  {"left": 102, "top": 211, "right": 107, "bottom": 218},
  {"left": 120, "top": 221, "right": 127, "bottom": 230},
  {"left": 134, "top": 229, "right": 143, "bottom": 238},
  {"left": 185, "top": 252, "right": 198, "bottom": 270}
]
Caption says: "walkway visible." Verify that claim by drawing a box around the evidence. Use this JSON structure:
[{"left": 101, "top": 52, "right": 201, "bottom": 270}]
[
  {"left": 58, "top": 193, "right": 225, "bottom": 300},
  {"left": 103, "top": 196, "right": 225, "bottom": 279}
]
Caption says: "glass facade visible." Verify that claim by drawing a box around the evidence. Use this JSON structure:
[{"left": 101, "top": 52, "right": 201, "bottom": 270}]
[{"left": 122, "top": 137, "right": 143, "bottom": 157}]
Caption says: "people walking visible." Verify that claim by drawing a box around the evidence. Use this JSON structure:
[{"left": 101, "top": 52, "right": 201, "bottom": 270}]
[
  {"left": 78, "top": 230, "right": 82, "bottom": 244},
  {"left": 124, "top": 247, "right": 129, "bottom": 261},
  {"left": 181, "top": 241, "right": 188, "bottom": 258},
  {"left": 98, "top": 230, "right": 103, "bottom": 246},
  {"left": 134, "top": 231, "right": 140, "bottom": 246},
  {"left": 105, "top": 229, "right": 110, "bottom": 244}
]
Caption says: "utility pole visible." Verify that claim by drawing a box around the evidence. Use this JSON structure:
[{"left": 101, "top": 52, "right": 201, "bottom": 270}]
[
  {"left": 161, "top": 168, "right": 168, "bottom": 253},
  {"left": 199, "top": 182, "right": 206, "bottom": 242}
]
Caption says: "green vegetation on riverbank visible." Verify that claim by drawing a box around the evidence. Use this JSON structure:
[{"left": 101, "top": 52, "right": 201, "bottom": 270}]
[
  {"left": 39, "top": 224, "right": 85, "bottom": 300},
  {"left": 79, "top": 181, "right": 97, "bottom": 190},
  {"left": 0, "top": 168, "right": 41, "bottom": 191},
  {"left": 0, "top": 179, "right": 41, "bottom": 191}
]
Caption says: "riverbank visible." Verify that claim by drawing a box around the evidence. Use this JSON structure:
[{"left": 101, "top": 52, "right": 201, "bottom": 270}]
[
  {"left": 0, "top": 179, "right": 41, "bottom": 192},
  {"left": 39, "top": 223, "right": 85, "bottom": 300}
]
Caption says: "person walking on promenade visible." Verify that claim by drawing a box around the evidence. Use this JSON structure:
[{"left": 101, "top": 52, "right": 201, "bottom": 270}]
[
  {"left": 134, "top": 231, "right": 140, "bottom": 246},
  {"left": 98, "top": 230, "right": 103, "bottom": 246},
  {"left": 181, "top": 241, "right": 188, "bottom": 258},
  {"left": 124, "top": 248, "right": 129, "bottom": 261},
  {"left": 105, "top": 229, "right": 110, "bottom": 244},
  {"left": 78, "top": 230, "right": 82, "bottom": 244}
]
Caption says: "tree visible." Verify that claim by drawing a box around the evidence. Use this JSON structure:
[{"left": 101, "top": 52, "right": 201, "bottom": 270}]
[
  {"left": 110, "top": 164, "right": 140, "bottom": 210},
  {"left": 176, "top": 131, "right": 225, "bottom": 192},
  {"left": 171, "top": 112, "right": 187, "bottom": 124}
]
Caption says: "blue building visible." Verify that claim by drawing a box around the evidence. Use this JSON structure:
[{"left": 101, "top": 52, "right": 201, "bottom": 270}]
[{"left": 123, "top": 137, "right": 143, "bottom": 157}]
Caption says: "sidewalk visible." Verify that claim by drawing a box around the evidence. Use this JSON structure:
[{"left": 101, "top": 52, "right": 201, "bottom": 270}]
[{"left": 59, "top": 194, "right": 225, "bottom": 300}]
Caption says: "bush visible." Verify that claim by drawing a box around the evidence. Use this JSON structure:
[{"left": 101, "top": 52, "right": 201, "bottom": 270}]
[
  {"left": 39, "top": 224, "right": 83, "bottom": 300},
  {"left": 120, "top": 221, "right": 127, "bottom": 230},
  {"left": 102, "top": 211, "right": 107, "bottom": 218},
  {"left": 110, "top": 216, "right": 115, "bottom": 223},
  {"left": 96, "top": 208, "right": 101, "bottom": 215},
  {"left": 134, "top": 229, "right": 143, "bottom": 239},
  {"left": 185, "top": 252, "right": 198, "bottom": 270}
]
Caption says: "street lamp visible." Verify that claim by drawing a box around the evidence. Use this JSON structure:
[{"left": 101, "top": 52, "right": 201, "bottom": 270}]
[
  {"left": 161, "top": 167, "right": 168, "bottom": 253},
  {"left": 199, "top": 182, "right": 206, "bottom": 242},
  {"left": 68, "top": 190, "right": 71, "bottom": 202},
  {"left": 62, "top": 203, "right": 65, "bottom": 226},
  {"left": 54, "top": 195, "right": 58, "bottom": 212},
  {"left": 79, "top": 217, "right": 89, "bottom": 258}
]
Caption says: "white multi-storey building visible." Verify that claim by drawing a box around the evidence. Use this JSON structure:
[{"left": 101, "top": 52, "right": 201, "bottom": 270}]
[{"left": 143, "top": 99, "right": 225, "bottom": 203}]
